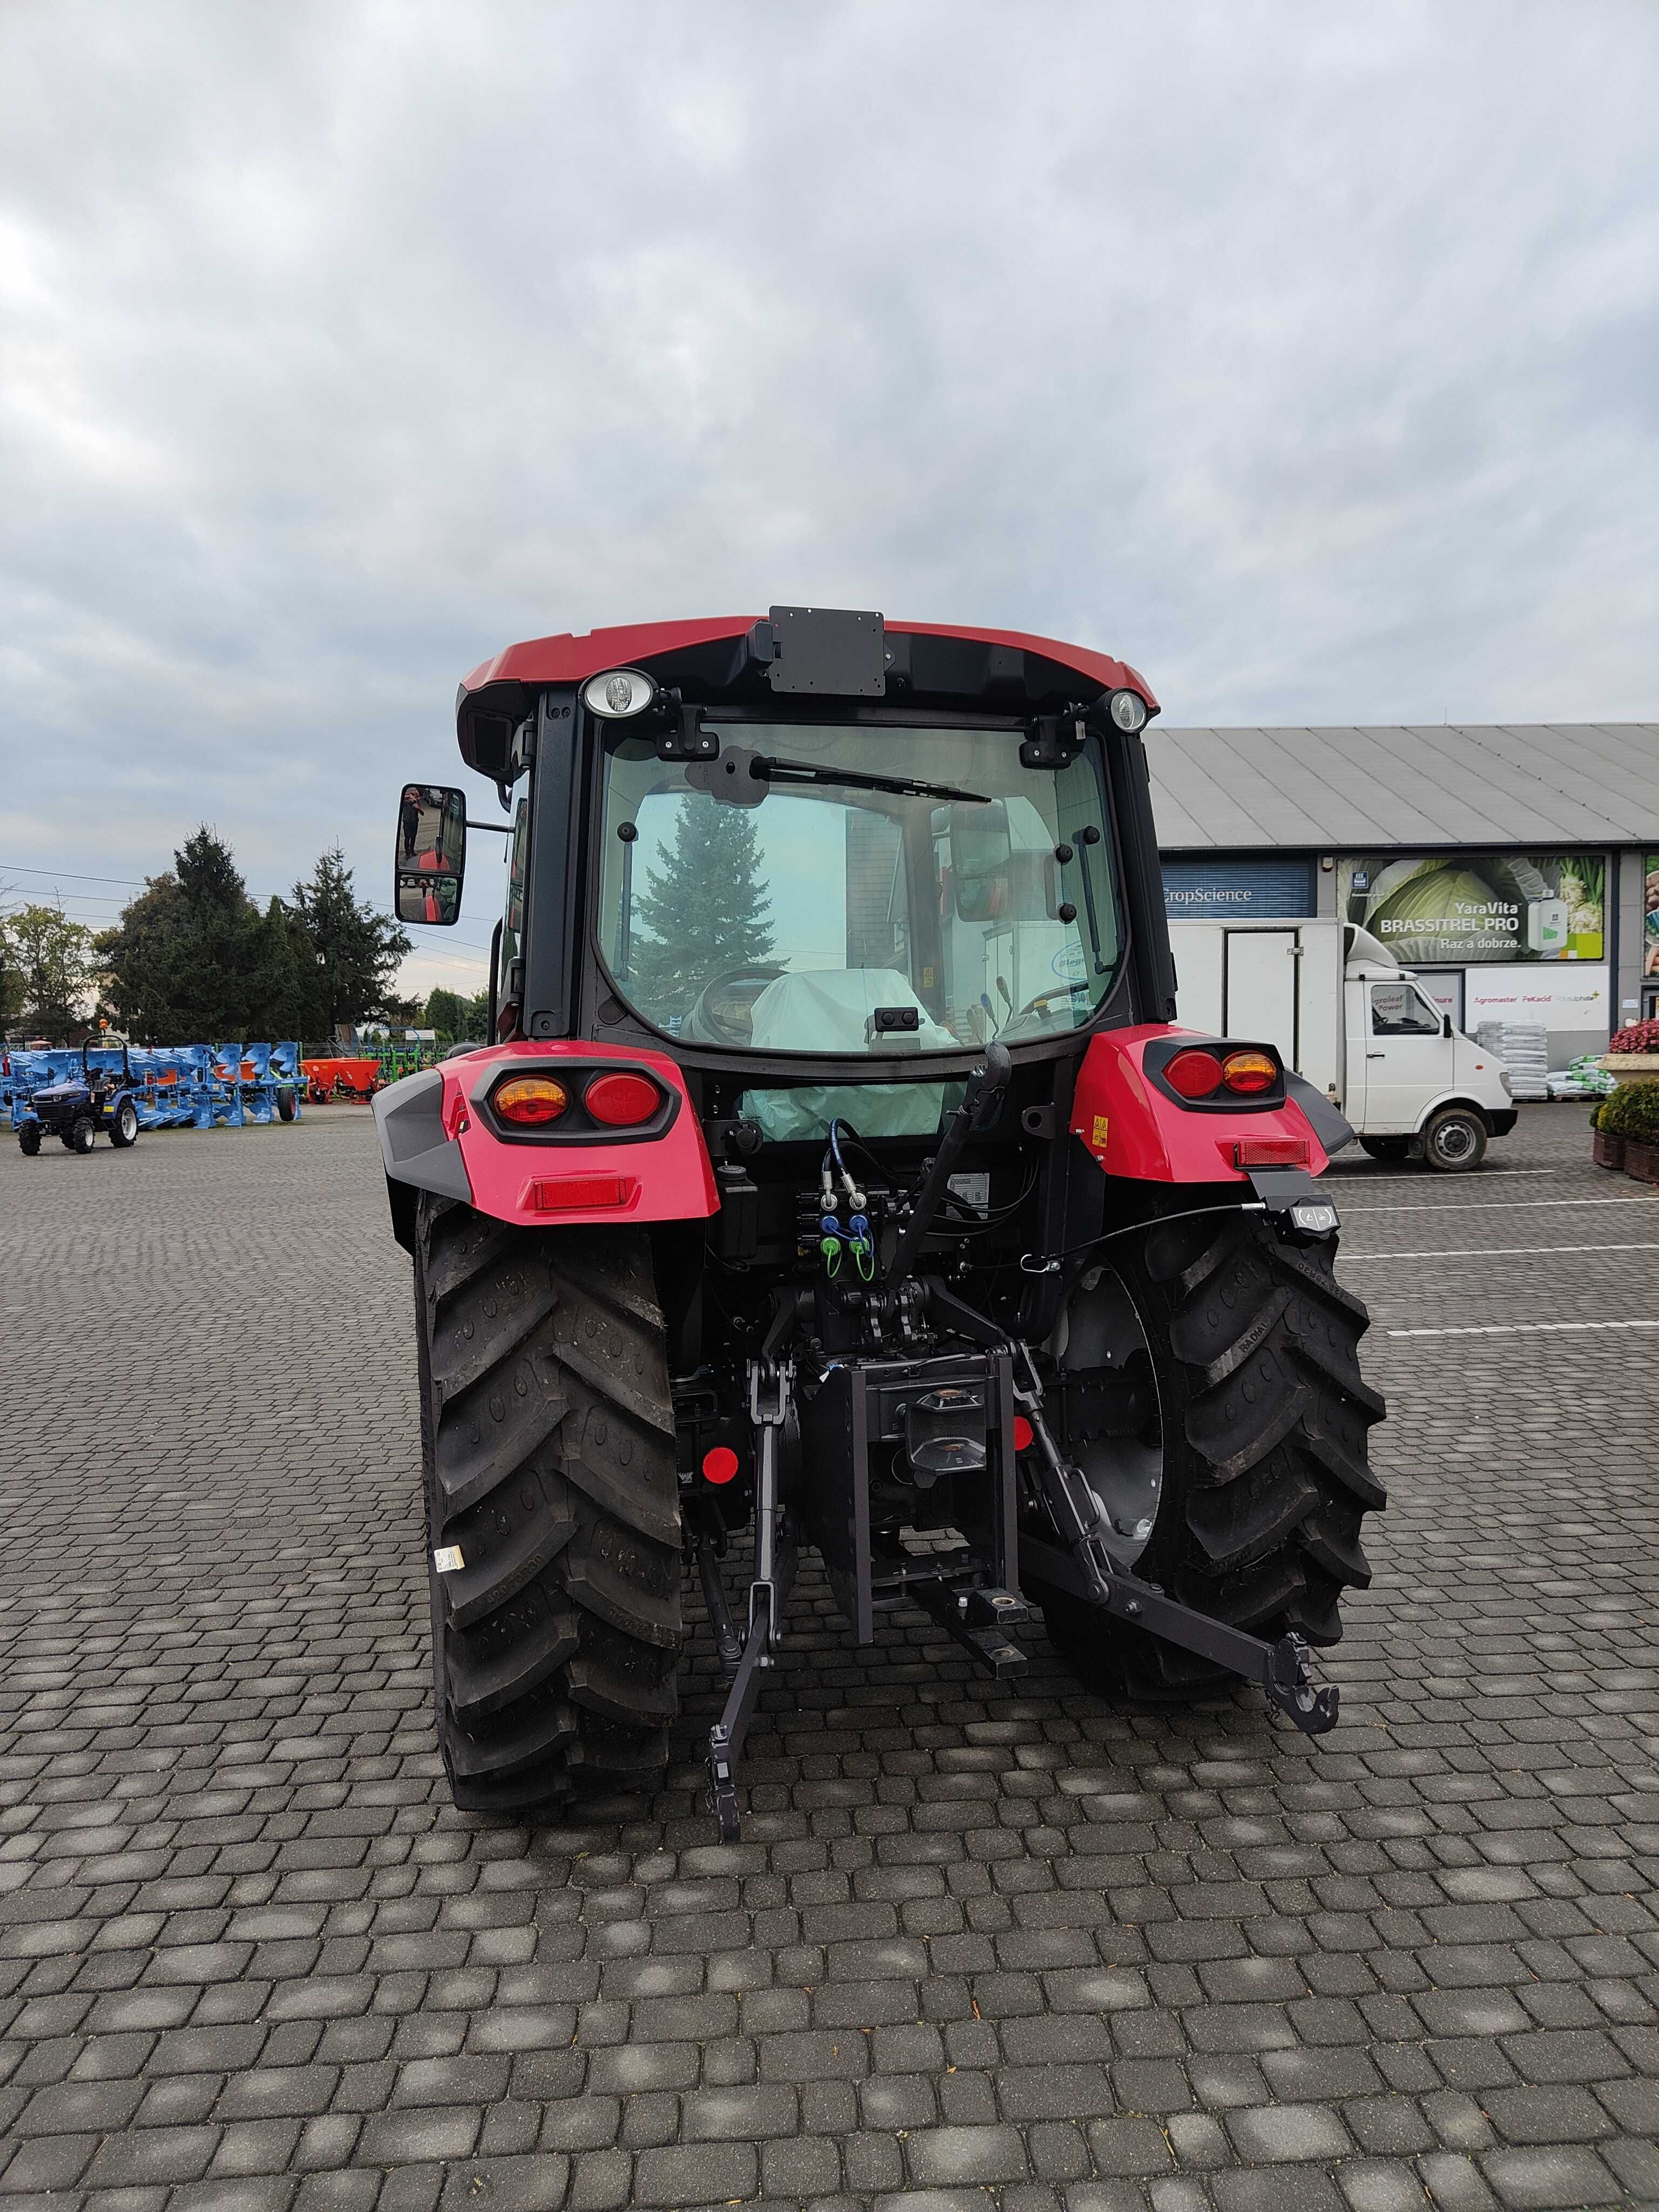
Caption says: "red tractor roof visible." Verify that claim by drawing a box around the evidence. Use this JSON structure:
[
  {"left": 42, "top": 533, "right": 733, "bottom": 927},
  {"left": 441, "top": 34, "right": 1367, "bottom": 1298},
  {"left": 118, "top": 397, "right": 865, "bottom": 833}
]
[{"left": 460, "top": 617, "right": 1157, "bottom": 712}]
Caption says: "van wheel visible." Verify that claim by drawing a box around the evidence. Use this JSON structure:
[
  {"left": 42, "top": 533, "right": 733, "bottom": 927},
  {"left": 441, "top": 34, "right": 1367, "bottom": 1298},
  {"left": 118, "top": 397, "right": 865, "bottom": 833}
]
[{"left": 1422, "top": 1107, "right": 1487, "bottom": 1172}]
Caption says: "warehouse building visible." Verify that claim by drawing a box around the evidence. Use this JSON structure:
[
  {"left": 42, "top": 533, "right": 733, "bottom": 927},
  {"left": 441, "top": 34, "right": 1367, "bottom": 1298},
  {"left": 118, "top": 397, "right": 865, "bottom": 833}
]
[{"left": 1149, "top": 721, "right": 1658, "bottom": 1074}]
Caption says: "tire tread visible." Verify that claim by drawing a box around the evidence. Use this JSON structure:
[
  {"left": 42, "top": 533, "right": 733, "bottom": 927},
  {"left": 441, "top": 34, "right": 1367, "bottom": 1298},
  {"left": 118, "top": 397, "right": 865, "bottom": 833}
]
[{"left": 416, "top": 1198, "right": 682, "bottom": 1813}]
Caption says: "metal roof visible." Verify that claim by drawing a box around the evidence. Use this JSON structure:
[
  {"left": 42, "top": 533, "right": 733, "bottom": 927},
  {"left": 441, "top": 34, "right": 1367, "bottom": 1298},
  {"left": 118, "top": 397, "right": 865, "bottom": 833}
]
[{"left": 1149, "top": 723, "right": 1659, "bottom": 851}]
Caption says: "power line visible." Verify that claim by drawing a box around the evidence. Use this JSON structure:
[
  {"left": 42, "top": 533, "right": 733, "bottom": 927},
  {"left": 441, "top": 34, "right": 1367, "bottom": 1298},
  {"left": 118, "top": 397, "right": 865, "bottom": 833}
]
[{"left": 0, "top": 862, "right": 151, "bottom": 886}]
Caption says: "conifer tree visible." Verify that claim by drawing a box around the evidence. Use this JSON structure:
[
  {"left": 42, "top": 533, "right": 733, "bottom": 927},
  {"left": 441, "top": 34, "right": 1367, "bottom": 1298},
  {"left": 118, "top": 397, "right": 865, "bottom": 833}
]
[{"left": 626, "top": 797, "right": 775, "bottom": 1023}]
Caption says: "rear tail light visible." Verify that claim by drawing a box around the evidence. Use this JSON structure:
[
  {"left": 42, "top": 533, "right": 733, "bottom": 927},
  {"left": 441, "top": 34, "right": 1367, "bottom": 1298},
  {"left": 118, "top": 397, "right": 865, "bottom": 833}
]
[
  {"left": 1220, "top": 1049, "right": 1278, "bottom": 1094},
  {"left": 584, "top": 1071, "right": 662, "bottom": 1127},
  {"left": 701, "top": 1446, "right": 740, "bottom": 1485},
  {"left": 1229, "top": 1137, "right": 1309, "bottom": 1169},
  {"left": 494, "top": 1075, "right": 570, "bottom": 1125},
  {"left": 525, "top": 1174, "right": 632, "bottom": 1212},
  {"left": 1164, "top": 1048, "right": 1223, "bottom": 1098}
]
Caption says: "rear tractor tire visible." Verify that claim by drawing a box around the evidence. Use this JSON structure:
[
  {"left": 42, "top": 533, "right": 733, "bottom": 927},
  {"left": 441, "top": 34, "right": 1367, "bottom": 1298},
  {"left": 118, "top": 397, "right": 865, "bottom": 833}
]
[
  {"left": 109, "top": 1101, "right": 139, "bottom": 1148},
  {"left": 414, "top": 1196, "right": 683, "bottom": 1813},
  {"left": 1031, "top": 1204, "right": 1384, "bottom": 1705}
]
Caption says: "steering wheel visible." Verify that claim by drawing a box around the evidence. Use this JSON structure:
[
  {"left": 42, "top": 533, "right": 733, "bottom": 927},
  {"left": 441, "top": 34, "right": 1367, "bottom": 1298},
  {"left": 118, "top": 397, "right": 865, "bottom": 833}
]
[
  {"left": 1000, "top": 983, "right": 1083, "bottom": 1033},
  {"left": 680, "top": 965, "right": 786, "bottom": 1047}
]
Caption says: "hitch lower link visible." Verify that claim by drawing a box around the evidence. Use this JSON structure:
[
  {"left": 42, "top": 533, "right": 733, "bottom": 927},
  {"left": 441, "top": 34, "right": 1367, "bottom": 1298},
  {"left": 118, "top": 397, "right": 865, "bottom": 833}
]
[
  {"left": 699, "top": 1339, "right": 1338, "bottom": 1845},
  {"left": 1010, "top": 1345, "right": 1339, "bottom": 1737},
  {"left": 703, "top": 1357, "right": 797, "bottom": 1843}
]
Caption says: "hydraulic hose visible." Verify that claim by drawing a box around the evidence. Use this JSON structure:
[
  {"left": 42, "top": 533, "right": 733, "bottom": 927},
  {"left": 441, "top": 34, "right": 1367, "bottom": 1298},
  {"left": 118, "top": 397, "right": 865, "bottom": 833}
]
[{"left": 886, "top": 1043, "right": 1011, "bottom": 1289}]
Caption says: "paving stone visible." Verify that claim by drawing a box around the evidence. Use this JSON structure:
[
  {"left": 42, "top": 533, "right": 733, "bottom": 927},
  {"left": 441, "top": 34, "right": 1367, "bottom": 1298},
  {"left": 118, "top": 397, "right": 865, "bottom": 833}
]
[
  {"left": 1481, "top": 2083, "right": 1614, "bottom": 2144},
  {"left": 1478, "top": 2144, "right": 1623, "bottom": 2209},
  {"left": 1336, "top": 2162, "right": 1428, "bottom": 2212},
  {"left": 564, "top": 2148, "right": 631, "bottom": 2212},
  {"left": 630, "top": 2141, "right": 757, "bottom": 2206},
  {"left": 0, "top": 1109, "right": 1654, "bottom": 2212}
]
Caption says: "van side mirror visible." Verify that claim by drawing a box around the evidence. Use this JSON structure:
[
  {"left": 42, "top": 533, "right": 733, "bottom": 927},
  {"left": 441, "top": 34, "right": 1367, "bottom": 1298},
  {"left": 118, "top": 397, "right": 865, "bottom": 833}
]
[
  {"left": 1442, "top": 1013, "right": 1453, "bottom": 1039},
  {"left": 395, "top": 784, "right": 467, "bottom": 926},
  {"left": 949, "top": 799, "right": 1013, "bottom": 922}
]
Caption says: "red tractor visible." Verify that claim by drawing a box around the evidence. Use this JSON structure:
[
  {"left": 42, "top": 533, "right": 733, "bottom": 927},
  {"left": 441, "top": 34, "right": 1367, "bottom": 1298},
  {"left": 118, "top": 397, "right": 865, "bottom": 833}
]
[{"left": 377, "top": 609, "right": 1382, "bottom": 1838}]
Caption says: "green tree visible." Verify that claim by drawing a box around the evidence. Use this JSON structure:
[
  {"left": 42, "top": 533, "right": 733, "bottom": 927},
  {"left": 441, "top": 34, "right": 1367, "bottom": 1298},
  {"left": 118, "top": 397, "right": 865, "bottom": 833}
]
[
  {"left": 627, "top": 798, "right": 774, "bottom": 1023},
  {"left": 95, "top": 872, "right": 192, "bottom": 1040},
  {"left": 423, "top": 986, "right": 490, "bottom": 1042},
  {"left": 97, "top": 827, "right": 260, "bottom": 1041},
  {"left": 247, "top": 896, "right": 325, "bottom": 1041},
  {"left": 5, "top": 902, "right": 93, "bottom": 1037},
  {"left": 292, "top": 847, "right": 412, "bottom": 1033}
]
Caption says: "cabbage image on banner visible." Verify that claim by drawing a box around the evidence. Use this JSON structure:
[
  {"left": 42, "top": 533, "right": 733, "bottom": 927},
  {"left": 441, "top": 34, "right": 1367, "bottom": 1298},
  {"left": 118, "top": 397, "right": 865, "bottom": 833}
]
[{"left": 1341, "top": 854, "right": 1604, "bottom": 966}]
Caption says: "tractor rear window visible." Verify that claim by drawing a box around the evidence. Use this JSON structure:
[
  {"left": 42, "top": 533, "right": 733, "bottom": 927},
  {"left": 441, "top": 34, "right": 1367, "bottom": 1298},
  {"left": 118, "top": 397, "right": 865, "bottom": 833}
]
[{"left": 596, "top": 721, "right": 1122, "bottom": 1054}]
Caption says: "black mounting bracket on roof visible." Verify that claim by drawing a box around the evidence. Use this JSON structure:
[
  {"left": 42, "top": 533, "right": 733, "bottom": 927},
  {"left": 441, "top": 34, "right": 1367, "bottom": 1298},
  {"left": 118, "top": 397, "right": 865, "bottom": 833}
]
[
  {"left": 1020, "top": 706, "right": 1087, "bottom": 769},
  {"left": 654, "top": 688, "right": 719, "bottom": 763},
  {"left": 748, "top": 605, "right": 887, "bottom": 697}
]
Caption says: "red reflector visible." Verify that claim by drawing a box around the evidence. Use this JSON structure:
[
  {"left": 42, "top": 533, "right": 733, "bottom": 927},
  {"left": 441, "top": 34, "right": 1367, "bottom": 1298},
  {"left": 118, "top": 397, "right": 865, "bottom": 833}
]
[
  {"left": 702, "top": 1446, "right": 739, "bottom": 1485},
  {"left": 1012, "top": 1415, "right": 1034, "bottom": 1453},
  {"left": 1164, "top": 1048, "right": 1223, "bottom": 1098},
  {"left": 525, "top": 1174, "right": 632, "bottom": 1212},
  {"left": 584, "top": 1070, "right": 662, "bottom": 1127},
  {"left": 1228, "top": 1137, "right": 1309, "bottom": 1169}
]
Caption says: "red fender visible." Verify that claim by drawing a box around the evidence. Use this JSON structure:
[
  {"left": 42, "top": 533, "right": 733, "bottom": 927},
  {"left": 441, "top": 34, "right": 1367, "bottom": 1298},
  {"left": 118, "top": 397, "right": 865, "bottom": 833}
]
[
  {"left": 383, "top": 1042, "right": 718, "bottom": 1231},
  {"left": 1070, "top": 1026, "right": 1329, "bottom": 1182}
]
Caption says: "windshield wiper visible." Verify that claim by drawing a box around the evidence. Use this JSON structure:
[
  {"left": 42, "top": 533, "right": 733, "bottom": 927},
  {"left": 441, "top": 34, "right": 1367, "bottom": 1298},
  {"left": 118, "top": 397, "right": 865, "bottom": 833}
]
[{"left": 749, "top": 756, "right": 987, "bottom": 805}]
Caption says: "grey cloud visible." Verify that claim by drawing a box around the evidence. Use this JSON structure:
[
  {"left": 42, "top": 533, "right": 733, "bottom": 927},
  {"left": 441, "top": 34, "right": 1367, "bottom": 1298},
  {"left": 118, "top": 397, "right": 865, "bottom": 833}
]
[{"left": 2, "top": 0, "right": 1655, "bottom": 991}]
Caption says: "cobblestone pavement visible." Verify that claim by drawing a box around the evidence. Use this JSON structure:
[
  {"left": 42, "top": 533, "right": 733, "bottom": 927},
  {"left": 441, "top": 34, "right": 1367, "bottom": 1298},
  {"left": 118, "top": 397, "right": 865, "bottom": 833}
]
[{"left": 2, "top": 1102, "right": 1656, "bottom": 2212}]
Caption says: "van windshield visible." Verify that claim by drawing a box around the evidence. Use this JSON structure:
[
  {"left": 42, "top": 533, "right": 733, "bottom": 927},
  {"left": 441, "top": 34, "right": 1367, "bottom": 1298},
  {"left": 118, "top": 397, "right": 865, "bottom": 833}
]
[{"left": 596, "top": 721, "right": 1122, "bottom": 1053}]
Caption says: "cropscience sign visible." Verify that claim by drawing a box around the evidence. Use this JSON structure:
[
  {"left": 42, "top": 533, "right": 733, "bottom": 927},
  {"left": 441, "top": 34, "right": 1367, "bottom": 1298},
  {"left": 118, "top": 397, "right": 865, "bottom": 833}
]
[{"left": 1339, "top": 854, "right": 1606, "bottom": 965}]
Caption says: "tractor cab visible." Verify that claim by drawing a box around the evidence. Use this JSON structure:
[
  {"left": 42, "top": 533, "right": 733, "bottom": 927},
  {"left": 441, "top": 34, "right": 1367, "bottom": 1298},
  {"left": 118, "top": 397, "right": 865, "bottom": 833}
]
[{"left": 377, "top": 607, "right": 1382, "bottom": 1838}]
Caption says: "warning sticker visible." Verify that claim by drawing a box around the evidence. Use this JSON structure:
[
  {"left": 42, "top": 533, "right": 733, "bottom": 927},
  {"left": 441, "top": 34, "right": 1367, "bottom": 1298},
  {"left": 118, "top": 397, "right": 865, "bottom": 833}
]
[
  {"left": 432, "top": 1546, "right": 465, "bottom": 1574},
  {"left": 1091, "top": 1114, "right": 1110, "bottom": 1153}
]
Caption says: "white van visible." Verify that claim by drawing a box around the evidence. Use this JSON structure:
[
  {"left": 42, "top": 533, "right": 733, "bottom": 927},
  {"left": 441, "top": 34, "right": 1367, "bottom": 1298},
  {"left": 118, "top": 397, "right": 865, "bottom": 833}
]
[{"left": 1171, "top": 917, "right": 1518, "bottom": 1171}]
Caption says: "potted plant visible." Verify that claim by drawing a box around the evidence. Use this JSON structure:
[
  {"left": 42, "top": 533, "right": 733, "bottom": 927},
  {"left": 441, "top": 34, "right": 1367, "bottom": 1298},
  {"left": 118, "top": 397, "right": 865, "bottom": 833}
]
[
  {"left": 1620, "top": 1081, "right": 1659, "bottom": 1185},
  {"left": 1591, "top": 1092, "right": 1626, "bottom": 1172},
  {"left": 1602, "top": 1017, "right": 1659, "bottom": 1085}
]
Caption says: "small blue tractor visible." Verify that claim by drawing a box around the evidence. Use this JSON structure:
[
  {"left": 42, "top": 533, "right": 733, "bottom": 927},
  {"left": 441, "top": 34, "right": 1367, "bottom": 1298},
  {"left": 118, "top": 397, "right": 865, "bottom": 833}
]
[{"left": 18, "top": 1043, "right": 141, "bottom": 1156}]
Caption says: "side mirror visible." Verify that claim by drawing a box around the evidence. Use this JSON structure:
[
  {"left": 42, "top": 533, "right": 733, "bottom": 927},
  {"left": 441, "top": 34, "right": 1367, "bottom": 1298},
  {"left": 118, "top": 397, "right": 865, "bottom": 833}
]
[
  {"left": 949, "top": 799, "right": 1013, "bottom": 922},
  {"left": 1442, "top": 1013, "right": 1453, "bottom": 1039},
  {"left": 394, "top": 784, "right": 467, "bottom": 926}
]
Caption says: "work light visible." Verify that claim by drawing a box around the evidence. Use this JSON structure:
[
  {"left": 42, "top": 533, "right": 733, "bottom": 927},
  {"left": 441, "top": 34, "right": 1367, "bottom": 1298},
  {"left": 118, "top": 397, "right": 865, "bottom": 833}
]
[{"left": 583, "top": 669, "right": 656, "bottom": 718}]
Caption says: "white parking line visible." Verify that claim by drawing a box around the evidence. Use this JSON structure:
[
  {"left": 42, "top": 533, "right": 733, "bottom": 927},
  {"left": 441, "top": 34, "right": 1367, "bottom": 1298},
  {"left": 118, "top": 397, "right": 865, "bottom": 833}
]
[
  {"left": 1388, "top": 1319, "right": 1659, "bottom": 1338},
  {"left": 1345, "top": 1242, "right": 1659, "bottom": 1262},
  {"left": 1332, "top": 1165, "right": 1563, "bottom": 1178},
  {"left": 1341, "top": 1197, "right": 1659, "bottom": 1214}
]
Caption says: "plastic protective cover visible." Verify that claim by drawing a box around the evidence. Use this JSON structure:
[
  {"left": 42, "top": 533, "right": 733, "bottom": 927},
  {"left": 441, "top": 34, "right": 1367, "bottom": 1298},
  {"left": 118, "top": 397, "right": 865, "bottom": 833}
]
[{"left": 742, "top": 968, "right": 957, "bottom": 1141}]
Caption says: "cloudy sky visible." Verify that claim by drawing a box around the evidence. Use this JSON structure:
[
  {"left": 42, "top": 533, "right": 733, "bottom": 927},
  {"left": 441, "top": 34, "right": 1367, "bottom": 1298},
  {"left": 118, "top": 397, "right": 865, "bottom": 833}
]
[{"left": 3, "top": 1, "right": 1656, "bottom": 1002}]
